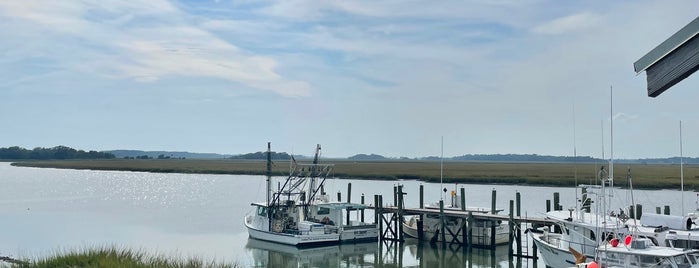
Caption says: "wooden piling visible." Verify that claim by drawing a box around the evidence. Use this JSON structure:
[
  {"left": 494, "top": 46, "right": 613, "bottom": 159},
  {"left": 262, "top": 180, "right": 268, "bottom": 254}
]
[
  {"left": 636, "top": 204, "right": 642, "bottom": 219},
  {"left": 516, "top": 191, "right": 521, "bottom": 217},
  {"left": 546, "top": 200, "right": 551, "bottom": 212},
  {"left": 508, "top": 200, "right": 514, "bottom": 257},
  {"left": 346, "top": 183, "right": 352, "bottom": 225},
  {"left": 656, "top": 206, "right": 661, "bottom": 214},
  {"left": 374, "top": 195, "right": 379, "bottom": 224},
  {"left": 629, "top": 205, "right": 635, "bottom": 219},
  {"left": 467, "top": 211, "right": 473, "bottom": 248},
  {"left": 419, "top": 184, "right": 424, "bottom": 209},
  {"left": 398, "top": 184, "right": 404, "bottom": 242},
  {"left": 664, "top": 205, "right": 671, "bottom": 215},
  {"left": 553, "top": 192, "right": 560, "bottom": 211},
  {"left": 439, "top": 200, "right": 446, "bottom": 244},
  {"left": 393, "top": 185, "right": 397, "bottom": 207},
  {"left": 460, "top": 187, "right": 466, "bottom": 211},
  {"left": 361, "top": 194, "right": 365, "bottom": 222},
  {"left": 491, "top": 189, "right": 496, "bottom": 214},
  {"left": 378, "top": 195, "right": 383, "bottom": 239},
  {"left": 337, "top": 191, "right": 341, "bottom": 202}
]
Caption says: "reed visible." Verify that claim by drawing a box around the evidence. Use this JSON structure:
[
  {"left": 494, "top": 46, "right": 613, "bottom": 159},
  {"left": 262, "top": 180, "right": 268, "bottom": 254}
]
[{"left": 2, "top": 247, "right": 238, "bottom": 268}]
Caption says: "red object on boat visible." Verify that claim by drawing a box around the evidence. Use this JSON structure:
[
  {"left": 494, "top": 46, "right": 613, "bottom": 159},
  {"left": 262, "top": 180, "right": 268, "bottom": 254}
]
[
  {"left": 587, "top": 261, "right": 599, "bottom": 268},
  {"left": 610, "top": 238, "right": 619, "bottom": 247},
  {"left": 625, "top": 235, "right": 633, "bottom": 245}
]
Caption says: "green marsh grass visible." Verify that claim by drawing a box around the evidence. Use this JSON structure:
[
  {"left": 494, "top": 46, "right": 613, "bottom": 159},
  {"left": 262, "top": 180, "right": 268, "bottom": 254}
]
[
  {"left": 2, "top": 247, "right": 238, "bottom": 268},
  {"left": 11, "top": 159, "right": 699, "bottom": 190}
]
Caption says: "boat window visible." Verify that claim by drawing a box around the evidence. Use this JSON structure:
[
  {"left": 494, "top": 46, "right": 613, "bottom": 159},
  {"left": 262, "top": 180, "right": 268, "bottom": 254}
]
[
  {"left": 257, "top": 206, "right": 267, "bottom": 216},
  {"left": 317, "top": 207, "right": 330, "bottom": 215}
]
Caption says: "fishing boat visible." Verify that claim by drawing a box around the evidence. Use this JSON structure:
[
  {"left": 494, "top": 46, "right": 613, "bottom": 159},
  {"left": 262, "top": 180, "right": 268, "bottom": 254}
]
[
  {"left": 593, "top": 236, "right": 699, "bottom": 268},
  {"left": 244, "top": 143, "right": 377, "bottom": 246}
]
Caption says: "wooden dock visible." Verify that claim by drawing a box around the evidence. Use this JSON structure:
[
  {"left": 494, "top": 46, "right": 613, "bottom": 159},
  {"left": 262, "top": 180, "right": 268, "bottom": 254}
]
[
  {"left": 357, "top": 184, "right": 565, "bottom": 261},
  {"left": 368, "top": 206, "right": 555, "bottom": 226}
]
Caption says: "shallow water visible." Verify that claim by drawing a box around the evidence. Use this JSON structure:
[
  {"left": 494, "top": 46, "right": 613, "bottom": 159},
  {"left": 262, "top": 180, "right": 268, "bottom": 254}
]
[{"left": 0, "top": 162, "right": 693, "bottom": 267}]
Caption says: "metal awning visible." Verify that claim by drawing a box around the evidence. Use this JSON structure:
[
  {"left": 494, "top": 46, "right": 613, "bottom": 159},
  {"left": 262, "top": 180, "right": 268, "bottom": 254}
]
[{"left": 634, "top": 17, "right": 699, "bottom": 97}]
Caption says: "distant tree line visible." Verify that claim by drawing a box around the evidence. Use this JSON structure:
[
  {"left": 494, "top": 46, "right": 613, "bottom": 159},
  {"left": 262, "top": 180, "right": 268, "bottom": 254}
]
[
  {"left": 229, "top": 151, "right": 292, "bottom": 160},
  {"left": 0, "top": 146, "right": 115, "bottom": 160}
]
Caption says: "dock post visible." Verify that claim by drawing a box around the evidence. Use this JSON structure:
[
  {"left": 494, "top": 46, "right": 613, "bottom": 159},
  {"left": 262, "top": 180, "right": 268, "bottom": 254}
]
[
  {"left": 467, "top": 211, "right": 473, "bottom": 248},
  {"left": 419, "top": 184, "right": 424, "bottom": 209},
  {"left": 346, "top": 183, "right": 352, "bottom": 226},
  {"left": 656, "top": 206, "right": 661, "bottom": 214},
  {"left": 509, "top": 200, "right": 514, "bottom": 257},
  {"left": 337, "top": 191, "right": 342, "bottom": 202},
  {"left": 664, "top": 205, "right": 671, "bottom": 215},
  {"left": 460, "top": 187, "right": 466, "bottom": 211},
  {"left": 374, "top": 195, "right": 379, "bottom": 224},
  {"left": 636, "top": 204, "right": 643, "bottom": 219},
  {"left": 378, "top": 195, "right": 384, "bottom": 240},
  {"left": 546, "top": 200, "right": 551, "bottom": 212},
  {"left": 440, "top": 200, "right": 446, "bottom": 244},
  {"left": 516, "top": 192, "right": 521, "bottom": 217},
  {"left": 491, "top": 189, "right": 497, "bottom": 214},
  {"left": 393, "top": 185, "right": 397, "bottom": 207},
  {"left": 398, "top": 184, "right": 404, "bottom": 242},
  {"left": 361, "top": 194, "right": 365, "bottom": 222},
  {"left": 553, "top": 192, "right": 560, "bottom": 211}
]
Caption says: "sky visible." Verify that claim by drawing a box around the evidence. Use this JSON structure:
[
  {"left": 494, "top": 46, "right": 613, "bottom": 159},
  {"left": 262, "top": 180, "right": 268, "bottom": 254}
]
[{"left": 1, "top": 0, "right": 698, "bottom": 159}]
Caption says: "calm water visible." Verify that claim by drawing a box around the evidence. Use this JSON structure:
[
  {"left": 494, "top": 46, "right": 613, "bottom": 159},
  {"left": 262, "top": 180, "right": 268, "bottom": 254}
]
[{"left": 0, "top": 162, "right": 694, "bottom": 267}]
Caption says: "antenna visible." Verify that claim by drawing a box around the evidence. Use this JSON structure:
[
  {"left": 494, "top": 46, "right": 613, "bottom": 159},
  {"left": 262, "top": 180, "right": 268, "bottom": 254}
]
[
  {"left": 573, "top": 100, "right": 579, "bottom": 213},
  {"left": 609, "top": 86, "right": 614, "bottom": 190},
  {"left": 681, "top": 120, "right": 685, "bottom": 215}
]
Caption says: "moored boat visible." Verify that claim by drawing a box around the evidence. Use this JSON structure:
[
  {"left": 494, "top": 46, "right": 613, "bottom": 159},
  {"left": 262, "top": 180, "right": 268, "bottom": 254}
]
[{"left": 245, "top": 143, "right": 377, "bottom": 246}]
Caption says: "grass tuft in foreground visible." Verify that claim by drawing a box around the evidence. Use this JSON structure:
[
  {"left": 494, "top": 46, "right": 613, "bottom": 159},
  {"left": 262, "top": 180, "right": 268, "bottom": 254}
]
[{"left": 3, "top": 247, "right": 238, "bottom": 268}]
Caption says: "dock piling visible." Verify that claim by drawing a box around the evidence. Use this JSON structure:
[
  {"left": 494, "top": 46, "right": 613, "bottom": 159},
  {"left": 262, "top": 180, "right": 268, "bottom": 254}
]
[
  {"left": 439, "top": 200, "right": 446, "bottom": 244},
  {"left": 491, "top": 189, "right": 496, "bottom": 215},
  {"left": 516, "top": 192, "right": 521, "bottom": 217}
]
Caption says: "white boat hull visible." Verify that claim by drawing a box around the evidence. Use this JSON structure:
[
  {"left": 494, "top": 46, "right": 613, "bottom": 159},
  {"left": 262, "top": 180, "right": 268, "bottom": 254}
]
[
  {"left": 402, "top": 216, "right": 508, "bottom": 246},
  {"left": 530, "top": 231, "right": 590, "bottom": 268},
  {"left": 245, "top": 218, "right": 340, "bottom": 246},
  {"left": 339, "top": 225, "right": 379, "bottom": 242}
]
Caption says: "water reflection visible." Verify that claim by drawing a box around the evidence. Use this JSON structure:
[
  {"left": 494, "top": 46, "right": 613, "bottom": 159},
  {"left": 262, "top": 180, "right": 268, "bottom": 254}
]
[{"left": 245, "top": 238, "right": 522, "bottom": 268}]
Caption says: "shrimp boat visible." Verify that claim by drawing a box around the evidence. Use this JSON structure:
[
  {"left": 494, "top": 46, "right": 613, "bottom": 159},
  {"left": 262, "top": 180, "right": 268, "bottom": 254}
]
[{"left": 244, "top": 143, "right": 378, "bottom": 246}]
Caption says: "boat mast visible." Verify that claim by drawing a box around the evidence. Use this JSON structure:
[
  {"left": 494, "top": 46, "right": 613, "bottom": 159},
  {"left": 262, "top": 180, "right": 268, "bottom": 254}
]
[
  {"left": 266, "top": 142, "right": 272, "bottom": 232},
  {"left": 573, "top": 101, "right": 579, "bottom": 214},
  {"left": 440, "top": 136, "right": 444, "bottom": 201},
  {"left": 267, "top": 142, "right": 272, "bottom": 207}
]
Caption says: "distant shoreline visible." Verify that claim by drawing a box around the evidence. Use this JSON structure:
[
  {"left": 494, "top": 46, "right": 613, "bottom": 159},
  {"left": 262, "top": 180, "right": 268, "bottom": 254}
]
[{"left": 9, "top": 159, "right": 699, "bottom": 190}]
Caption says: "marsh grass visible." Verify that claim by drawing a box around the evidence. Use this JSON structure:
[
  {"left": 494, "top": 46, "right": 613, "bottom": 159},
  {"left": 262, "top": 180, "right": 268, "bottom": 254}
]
[
  {"left": 2, "top": 247, "right": 237, "bottom": 268},
  {"left": 11, "top": 159, "right": 699, "bottom": 190}
]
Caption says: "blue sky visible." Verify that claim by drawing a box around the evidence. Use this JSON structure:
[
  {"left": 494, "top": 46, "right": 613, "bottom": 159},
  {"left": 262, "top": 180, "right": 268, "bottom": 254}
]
[{"left": 1, "top": 0, "right": 698, "bottom": 159}]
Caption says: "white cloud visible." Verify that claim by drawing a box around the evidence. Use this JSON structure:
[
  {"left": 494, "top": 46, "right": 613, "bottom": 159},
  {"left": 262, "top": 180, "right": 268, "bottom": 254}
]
[
  {"left": 532, "top": 12, "right": 601, "bottom": 35},
  {"left": 0, "top": 0, "right": 310, "bottom": 97}
]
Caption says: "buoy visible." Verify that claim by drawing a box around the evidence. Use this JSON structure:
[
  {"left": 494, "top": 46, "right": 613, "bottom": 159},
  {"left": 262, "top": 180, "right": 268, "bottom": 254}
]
[
  {"left": 587, "top": 261, "right": 599, "bottom": 268},
  {"left": 624, "top": 235, "right": 633, "bottom": 246},
  {"left": 610, "top": 238, "right": 619, "bottom": 247}
]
